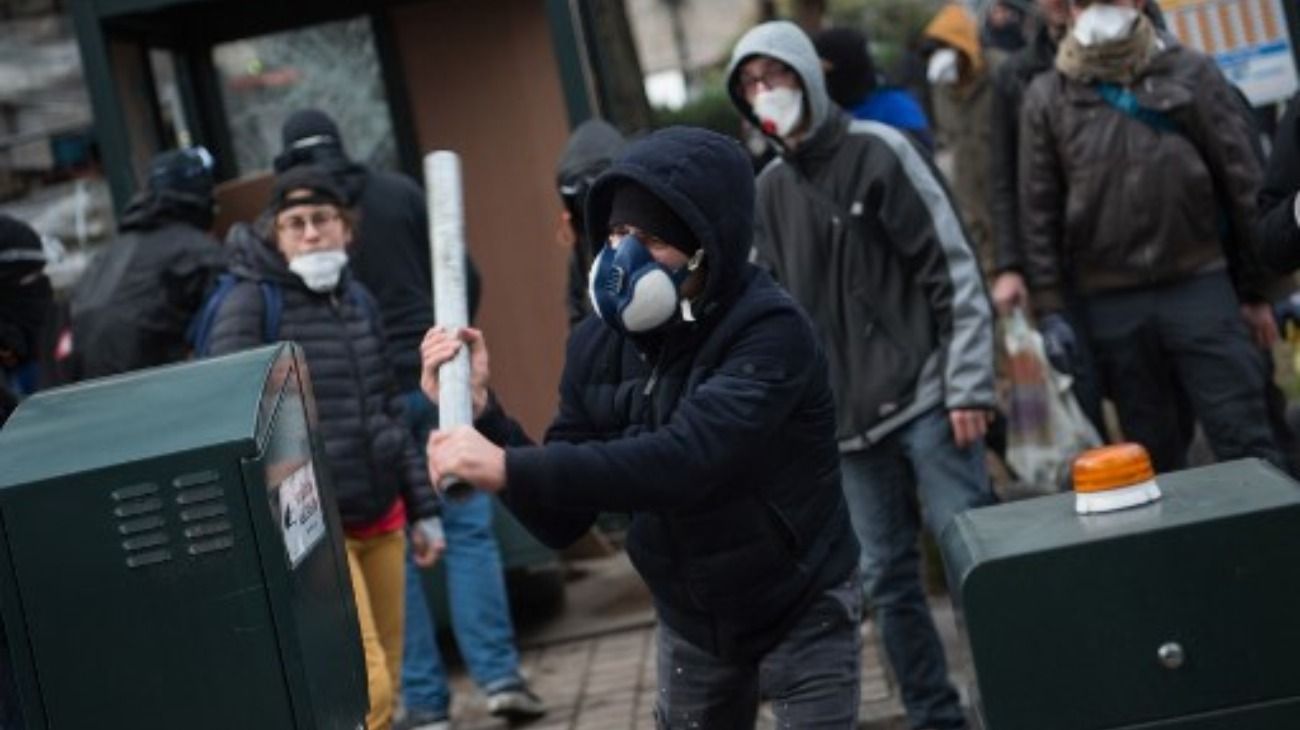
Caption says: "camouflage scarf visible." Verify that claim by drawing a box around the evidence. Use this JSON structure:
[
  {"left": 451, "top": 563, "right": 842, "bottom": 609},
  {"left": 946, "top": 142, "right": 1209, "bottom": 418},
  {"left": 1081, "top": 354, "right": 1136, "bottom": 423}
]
[{"left": 1055, "top": 14, "right": 1158, "bottom": 85}]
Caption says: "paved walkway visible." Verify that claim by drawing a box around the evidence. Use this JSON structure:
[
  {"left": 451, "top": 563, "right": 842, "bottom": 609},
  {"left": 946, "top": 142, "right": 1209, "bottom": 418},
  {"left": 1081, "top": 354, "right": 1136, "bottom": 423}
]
[{"left": 433, "top": 554, "right": 976, "bottom": 729}]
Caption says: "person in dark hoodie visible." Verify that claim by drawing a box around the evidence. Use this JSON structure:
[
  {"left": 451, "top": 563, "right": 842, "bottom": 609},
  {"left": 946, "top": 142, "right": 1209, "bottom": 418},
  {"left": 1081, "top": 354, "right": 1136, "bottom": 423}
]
[
  {"left": 205, "top": 166, "right": 441, "bottom": 730},
  {"left": 727, "top": 21, "right": 996, "bottom": 730},
  {"left": 554, "top": 118, "right": 626, "bottom": 328},
  {"left": 271, "top": 111, "right": 538, "bottom": 728},
  {"left": 814, "top": 27, "right": 934, "bottom": 151},
  {"left": 421, "top": 127, "right": 862, "bottom": 727},
  {"left": 69, "top": 147, "right": 225, "bottom": 379},
  {"left": 0, "top": 214, "right": 52, "bottom": 425}
]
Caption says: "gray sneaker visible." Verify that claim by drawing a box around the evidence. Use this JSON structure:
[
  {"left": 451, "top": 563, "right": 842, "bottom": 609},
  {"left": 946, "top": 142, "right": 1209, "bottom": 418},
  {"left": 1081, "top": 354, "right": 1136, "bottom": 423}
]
[
  {"left": 486, "top": 682, "right": 547, "bottom": 723},
  {"left": 393, "top": 707, "right": 450, "bottom": 730}
]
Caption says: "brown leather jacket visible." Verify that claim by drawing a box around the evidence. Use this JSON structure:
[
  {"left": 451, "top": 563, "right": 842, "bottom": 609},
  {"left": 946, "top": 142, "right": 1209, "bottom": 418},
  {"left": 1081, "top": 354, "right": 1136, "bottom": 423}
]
[{"left": 1018, "top": 38, "right": 1265, "bottom": 312}]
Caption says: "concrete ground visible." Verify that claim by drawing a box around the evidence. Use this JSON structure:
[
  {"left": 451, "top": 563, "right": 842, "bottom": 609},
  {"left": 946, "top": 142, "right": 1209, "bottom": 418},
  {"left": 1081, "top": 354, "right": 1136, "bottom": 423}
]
[{"left": 432, "top": 553, "right": 976, "bottom": 730}]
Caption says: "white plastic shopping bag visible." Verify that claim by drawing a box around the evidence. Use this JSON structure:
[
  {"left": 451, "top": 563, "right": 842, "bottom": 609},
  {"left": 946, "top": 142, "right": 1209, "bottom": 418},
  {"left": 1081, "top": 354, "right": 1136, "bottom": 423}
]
[{"left": 1002, "top": 309, "right": 1102, "bottom": 495}]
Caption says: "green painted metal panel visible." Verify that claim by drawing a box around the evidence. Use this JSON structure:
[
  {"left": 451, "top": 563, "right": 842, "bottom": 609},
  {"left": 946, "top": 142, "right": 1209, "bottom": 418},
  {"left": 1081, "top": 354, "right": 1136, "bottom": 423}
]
[
  {"left": 0, "top": 344, "right": 365, "bottom": 729},
  {"left": 943, "top": 460, "right": 1300, "bottom": 730},
  {"left": 0, "top": 346, "right": 279, "bottom": 489}
]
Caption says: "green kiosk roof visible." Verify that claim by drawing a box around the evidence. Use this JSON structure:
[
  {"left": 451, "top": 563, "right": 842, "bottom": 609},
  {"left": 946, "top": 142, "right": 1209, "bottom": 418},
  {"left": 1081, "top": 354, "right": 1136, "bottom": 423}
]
[{"left": 0, "top": 345, "right": 288, "bottom": 489}]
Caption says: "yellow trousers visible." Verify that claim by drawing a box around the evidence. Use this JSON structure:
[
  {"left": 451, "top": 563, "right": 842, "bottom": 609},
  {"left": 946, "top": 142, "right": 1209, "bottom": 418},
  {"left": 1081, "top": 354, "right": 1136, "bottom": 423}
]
[{"left": 346, "top": 529, "right": 406, "bottom": 730}]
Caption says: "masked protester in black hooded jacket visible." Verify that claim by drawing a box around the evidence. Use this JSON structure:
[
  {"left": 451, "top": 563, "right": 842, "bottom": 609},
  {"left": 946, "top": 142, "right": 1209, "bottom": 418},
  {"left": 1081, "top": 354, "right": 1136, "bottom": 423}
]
[
  {"left": 0, "top": 215, "right": 52, "bottom": 425},
  {"left": 421, "top": 126, "right": 862, "bottom": 727},
  {"left": 69, "top": 147, "right": 225, "bottom": 378}
]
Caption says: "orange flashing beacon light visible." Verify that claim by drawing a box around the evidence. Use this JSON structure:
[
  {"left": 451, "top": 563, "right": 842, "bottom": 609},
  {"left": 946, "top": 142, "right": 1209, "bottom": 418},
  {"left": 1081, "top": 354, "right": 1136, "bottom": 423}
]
[{"left": 1072, "top": 443, "right": 1162, "bottom": 515}]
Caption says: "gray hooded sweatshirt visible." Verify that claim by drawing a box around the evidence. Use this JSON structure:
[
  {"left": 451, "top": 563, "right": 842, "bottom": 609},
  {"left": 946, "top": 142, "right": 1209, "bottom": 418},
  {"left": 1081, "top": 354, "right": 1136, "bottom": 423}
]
[{"left": 727, "top": 21, "right": 995, "bottom": 449}]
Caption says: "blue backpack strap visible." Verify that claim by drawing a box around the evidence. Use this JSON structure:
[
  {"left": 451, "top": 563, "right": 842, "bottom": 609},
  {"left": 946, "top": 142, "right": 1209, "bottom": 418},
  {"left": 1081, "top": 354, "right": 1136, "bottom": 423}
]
[
  {"left": 259, "top": 281, "right": 282, "bottom": 343},
  {"left": 188, "top": 275, "right": 283, "bottom": 357},
  {"left": 1095, "top": 83, "right": 1180, "bottom": 134},
  {"left": 187, "top": 273, "right": 239, "bottom": 357}
]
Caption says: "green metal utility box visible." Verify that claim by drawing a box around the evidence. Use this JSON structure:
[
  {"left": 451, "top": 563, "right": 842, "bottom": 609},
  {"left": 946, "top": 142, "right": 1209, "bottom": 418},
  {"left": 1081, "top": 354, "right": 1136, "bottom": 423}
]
[
  {"left": 941, "top": 459, "right": 1300, "bottom": 730},
  {"left": 0, "top": 344, "right": 366, "bottom": 729}
]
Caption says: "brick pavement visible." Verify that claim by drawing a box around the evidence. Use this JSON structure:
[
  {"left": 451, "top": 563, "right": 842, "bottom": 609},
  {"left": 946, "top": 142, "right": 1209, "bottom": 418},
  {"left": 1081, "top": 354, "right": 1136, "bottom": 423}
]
[{"left": 432, "top": 555, "right": 975, "bottom": 730}]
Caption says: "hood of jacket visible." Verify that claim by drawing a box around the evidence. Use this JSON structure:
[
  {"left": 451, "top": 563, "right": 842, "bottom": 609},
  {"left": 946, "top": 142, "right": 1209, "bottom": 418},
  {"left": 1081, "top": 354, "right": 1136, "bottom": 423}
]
[
  {"left": 924, "top": 4, "right": 986, "bottom": 77},
  {"left": 584, "top": 126, "right": 754, "bottom": 320},
  {"left": 726, "top": 21, "right": 833, "bottom": 153},
  {"left": 555, "top": 119, "right": 626, "bottom": 191}
]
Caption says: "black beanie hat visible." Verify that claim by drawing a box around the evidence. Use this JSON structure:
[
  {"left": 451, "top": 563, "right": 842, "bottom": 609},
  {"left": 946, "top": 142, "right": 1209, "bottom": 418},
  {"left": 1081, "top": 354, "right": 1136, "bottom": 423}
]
[
  {"left": 814, "top": 27, "right": 878, "bottom": 110},
  {"left": 607, "top": 182, "right": 698, "bottom": 255},
  {"left": 281, "top": 109, "right": 342, "bottom": 149},
  {"left": 0, "top": 215, "right": 45, "bottom": 271},
  {"left": 269, "top": 165, "right": 348, "bottom": 215}
]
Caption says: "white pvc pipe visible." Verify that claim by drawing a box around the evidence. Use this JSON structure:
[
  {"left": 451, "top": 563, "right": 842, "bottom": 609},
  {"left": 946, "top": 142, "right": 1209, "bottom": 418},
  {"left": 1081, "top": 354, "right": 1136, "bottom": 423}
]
[{"left": 425, "top": 151, "right": 473, "bottom": 499}]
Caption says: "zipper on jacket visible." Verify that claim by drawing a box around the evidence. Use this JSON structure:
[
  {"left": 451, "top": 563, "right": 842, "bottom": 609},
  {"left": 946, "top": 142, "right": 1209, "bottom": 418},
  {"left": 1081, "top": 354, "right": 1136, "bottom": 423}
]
[{"left": 332, "top": 293, "right": 386, "bottom": 512}]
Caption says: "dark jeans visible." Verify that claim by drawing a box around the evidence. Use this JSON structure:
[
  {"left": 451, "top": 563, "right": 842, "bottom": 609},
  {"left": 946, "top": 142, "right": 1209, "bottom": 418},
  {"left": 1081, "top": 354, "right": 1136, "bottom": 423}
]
[
  {"left": 1083, "top": 271, "right": 1284, "bottom": 473},
  {"left": 840, "top": 407, "right": 988, "bottom": 730},
  {"left": 654, "top": 571, "right": 862, "bottom": 729}
]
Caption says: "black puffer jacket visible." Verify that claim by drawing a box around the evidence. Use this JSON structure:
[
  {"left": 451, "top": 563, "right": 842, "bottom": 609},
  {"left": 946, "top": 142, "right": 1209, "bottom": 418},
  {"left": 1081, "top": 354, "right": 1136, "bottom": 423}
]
[
  {"left": 206, "top": 224, "right": 437, "bottom": 527},
  {"left": 475, "top": 127, "right": 858, "bottom": 661}
]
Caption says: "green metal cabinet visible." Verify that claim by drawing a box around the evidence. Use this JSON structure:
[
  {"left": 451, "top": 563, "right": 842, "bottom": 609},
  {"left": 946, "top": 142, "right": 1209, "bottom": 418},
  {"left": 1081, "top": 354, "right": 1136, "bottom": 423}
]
[
  {"left": 0, "top": 344, "right": 365, "bottom": 729},
  {"left": 941, "top": 459, "right": 1300, "bottom": 730}
]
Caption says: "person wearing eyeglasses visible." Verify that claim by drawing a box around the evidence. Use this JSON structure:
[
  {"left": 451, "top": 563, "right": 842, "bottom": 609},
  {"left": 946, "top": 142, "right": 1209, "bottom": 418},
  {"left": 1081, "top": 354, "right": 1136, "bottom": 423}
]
[
  {"left": 69, "top": 147, "right": 226, "bottom": 379},
  {"left": 726, "top": 21, "right": 997, "bottom": 730},
  {"left": 205, "top": 165, "right": 443, "bottom": 730}
]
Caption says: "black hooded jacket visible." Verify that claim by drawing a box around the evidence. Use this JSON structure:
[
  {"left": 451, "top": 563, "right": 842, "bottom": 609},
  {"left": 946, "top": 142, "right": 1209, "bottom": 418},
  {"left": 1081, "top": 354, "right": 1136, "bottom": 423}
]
[
  {"left": 1256, "top": 94, "right": 1300, "bottom": 273},
  {"left": 473, "top": 127, "right": 858, "bottom": 661},
  {"left": 555, "top": 119, "right": 626, "bottom": 328},
  {"left": 205, "top": 224, "right": 437, "bottom": 528},
  {"left": 70, "top": 196, "right": 224, "bottom": 378}
]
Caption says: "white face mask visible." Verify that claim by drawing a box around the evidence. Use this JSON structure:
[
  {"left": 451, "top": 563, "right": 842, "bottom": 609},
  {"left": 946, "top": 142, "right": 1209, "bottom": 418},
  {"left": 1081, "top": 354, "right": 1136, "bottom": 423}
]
[
  {"left": 1072, "top": 4, "right": 1140, "bottom": 46},
  {"left": 288, "top": 249, "right": 348, "bottom": 292},
  {"left": 752, "top": 87, "right": 805, "bottom": 138},
  {"left": 926, "top": 47, "right": 961, "bottom": 85}
]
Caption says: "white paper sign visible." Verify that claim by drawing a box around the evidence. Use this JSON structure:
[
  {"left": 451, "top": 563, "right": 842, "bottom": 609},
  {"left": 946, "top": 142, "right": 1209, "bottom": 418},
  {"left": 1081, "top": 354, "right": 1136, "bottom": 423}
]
[{"left": 279, "top": 461, "right": 326, "bottom": 567}]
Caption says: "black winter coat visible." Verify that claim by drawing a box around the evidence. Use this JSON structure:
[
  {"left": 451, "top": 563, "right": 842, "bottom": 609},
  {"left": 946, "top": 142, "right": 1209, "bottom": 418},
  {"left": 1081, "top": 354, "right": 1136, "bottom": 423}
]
[
  {"left": 1256, "top": 94, "right": 1300, "bottom": 273},
  {"left": 988, "top": 26, "right": 1055, "bottom": 275},
  {"left": 206, "top": 224, "right": 437, "bottom": 528},
  {"left": 71, "top": 221, "right": 224, "bottom": 378},
  {"left": 475, "top": 127, "right": 858, "bottom": 661}
]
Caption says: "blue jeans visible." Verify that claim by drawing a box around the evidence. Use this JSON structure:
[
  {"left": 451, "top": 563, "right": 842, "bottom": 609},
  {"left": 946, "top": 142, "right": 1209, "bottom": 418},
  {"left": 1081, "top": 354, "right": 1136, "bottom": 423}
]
[
  {"left": 401, "top": 391, "right": 523, "bottom": 714},
  {"left": 654, "top": 570, "right": 862, "bottom": 729},
  {"left": 840, "top": 407, "right": 992, "bottom": 730}
]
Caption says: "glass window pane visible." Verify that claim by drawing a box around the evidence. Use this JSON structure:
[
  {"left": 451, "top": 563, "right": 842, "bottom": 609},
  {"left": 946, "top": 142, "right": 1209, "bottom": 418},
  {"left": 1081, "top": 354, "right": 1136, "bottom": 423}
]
[{"left": 213, "top": 16, "right": 396, "bottom": 176}]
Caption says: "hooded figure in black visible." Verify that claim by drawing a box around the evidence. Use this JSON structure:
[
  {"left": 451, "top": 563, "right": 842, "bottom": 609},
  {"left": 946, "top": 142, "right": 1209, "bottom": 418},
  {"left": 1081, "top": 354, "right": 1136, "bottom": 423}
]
[
  {"left": 0, "top": 215, "right": 52, "bottom": 424},
  {"left": 554, "top": 118, "right": 626, "bottom": 328},
  {"left": 420, "top": 127, "right": 862, "bottom": 726},
  {"left": 69, "top": 147, "right": 225, "bottom": 378}
]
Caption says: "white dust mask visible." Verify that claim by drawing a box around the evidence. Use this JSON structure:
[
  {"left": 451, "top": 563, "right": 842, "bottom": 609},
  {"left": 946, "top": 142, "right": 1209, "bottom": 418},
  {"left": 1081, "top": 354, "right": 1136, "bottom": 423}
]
[
  {"left": 289, "top": 249, "right": 348, "bottom": 292},
  {"left": 1072, "top": 4, "right": 1140, "bottom": 46},
  {"left": 752, "top": 87, "right": 805, "bottom": 138},
  {"left": 927, "top": 48, "right": 961, "bottom": 85}
]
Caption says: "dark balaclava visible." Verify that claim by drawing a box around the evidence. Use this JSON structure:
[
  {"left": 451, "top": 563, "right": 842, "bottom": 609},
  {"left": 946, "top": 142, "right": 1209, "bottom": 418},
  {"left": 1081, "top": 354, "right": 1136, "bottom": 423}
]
[
  {"left": 607, "top": 182, "right": 699, "bottom": 257},
  {"left": 274, "top": 108, "right": 365, "bottom": 203},
  {"left": 0, "top": 215, "right": 51, "bottom": 366},
  {"left": 814, "top": 27, "right": 878, "bottom": 110}
]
